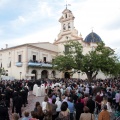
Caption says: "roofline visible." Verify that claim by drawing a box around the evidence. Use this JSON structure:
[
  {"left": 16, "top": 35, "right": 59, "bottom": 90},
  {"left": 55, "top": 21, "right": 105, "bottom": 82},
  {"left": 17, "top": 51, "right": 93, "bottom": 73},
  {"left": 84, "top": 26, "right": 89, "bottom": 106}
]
[{"left": 0, "top": 43, "right": 58, "bottom": 53}]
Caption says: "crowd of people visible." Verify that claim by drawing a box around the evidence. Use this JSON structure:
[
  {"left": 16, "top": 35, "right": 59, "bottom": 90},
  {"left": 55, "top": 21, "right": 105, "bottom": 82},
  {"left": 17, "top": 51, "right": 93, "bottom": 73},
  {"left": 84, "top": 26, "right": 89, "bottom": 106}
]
[{"left": 0, "top": 78, "right": 120, "bottom": 120}]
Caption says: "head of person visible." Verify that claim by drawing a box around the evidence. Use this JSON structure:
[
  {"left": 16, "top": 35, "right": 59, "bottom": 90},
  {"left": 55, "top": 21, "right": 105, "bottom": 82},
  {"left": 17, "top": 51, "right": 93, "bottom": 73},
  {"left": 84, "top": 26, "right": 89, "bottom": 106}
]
[
  {"left": 52, "top": 98, "right": 56, "bottom": 104},
  {"left": 61, "top": 103, "right": 67, "bottom": 111},
  {"left": 83, "top": 106, "right": 90, "bottom": 113},
  {"left": 97, "top": 92, "right": 100, "bottom": 96},
  {"left": 62, "top": 101, "right": 68, "bottom": 108},
  {"left": 102, "top": 104, "right": 107, "bottom": 111},
  {"left": 89, "top": 95, "right": 92, "bottom": 99},
  {"left": 35, "top": 101, "right": 40, "bottom": 108},
  {"left": 24, "top": 111, "right": 29, "bottom": 117},
  {"left": 31, "top": 111, "right": 37, "bottom": 118},
  {"left": 12, "top": 113, "right": 19, "bottom": 120},
  {"left": 44, "top": 96, "right": 48, "bottom": 102},
  {"left": 48, "top": 94, "right": 52, "bottom": 98}
]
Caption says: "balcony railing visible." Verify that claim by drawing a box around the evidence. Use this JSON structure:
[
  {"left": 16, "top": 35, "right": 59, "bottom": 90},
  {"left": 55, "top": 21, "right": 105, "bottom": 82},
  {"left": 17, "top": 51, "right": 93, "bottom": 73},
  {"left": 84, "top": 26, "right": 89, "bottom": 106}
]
[
  {"left": 16, "top": 62, "right": 22, "bottom": 67},
  {"left": 28, "top": 60, "right": 52, "bottom": 68}
]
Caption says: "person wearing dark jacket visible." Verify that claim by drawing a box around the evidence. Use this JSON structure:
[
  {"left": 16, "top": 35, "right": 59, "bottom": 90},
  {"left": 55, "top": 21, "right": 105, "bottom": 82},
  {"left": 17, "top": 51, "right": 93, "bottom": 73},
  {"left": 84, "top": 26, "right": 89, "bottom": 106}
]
[
  {"left": 14, "top": 93, "right": 23, "bottom": 117},
  {"left": 75, "top": 98, "right": 84, "bottom": 120},
  {"left": 5, "top": 87, "right": 11, "bottom": 108},
  {"left": 20, "top": 88, "right": 26, "bottom": 107},
  {"left": 0, "top": 100, "right": 9, "bottom": 120},
  {"left": 86, "top": 95, "right": 95, "bottom": 114},
  {"left": 12, "top": 89, "right": 18, "bottom": 113}
]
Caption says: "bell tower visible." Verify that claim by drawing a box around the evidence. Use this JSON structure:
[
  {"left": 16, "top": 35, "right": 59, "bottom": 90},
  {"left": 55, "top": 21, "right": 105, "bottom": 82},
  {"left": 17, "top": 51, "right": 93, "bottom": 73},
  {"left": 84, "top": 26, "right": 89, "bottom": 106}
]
[
  {"left": 59, "top": 8, "right": 75, "bottom": 32},
  {"left": 53, "top": 8, "right": 83, "bottom": 45}
]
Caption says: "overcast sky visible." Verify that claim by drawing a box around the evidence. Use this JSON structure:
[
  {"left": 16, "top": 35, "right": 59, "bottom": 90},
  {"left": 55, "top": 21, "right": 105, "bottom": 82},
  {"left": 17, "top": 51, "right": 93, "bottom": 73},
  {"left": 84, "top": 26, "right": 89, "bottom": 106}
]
[{"left": 0, "top": 0, "right": 120, "bottom": 55}]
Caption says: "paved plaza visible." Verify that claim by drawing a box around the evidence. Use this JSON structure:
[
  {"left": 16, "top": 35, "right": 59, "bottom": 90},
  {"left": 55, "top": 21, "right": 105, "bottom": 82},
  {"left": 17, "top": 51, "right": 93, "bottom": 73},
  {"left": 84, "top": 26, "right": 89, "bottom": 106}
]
[{"left": 9, "top": 91, "right": 44, "bottom": 120}]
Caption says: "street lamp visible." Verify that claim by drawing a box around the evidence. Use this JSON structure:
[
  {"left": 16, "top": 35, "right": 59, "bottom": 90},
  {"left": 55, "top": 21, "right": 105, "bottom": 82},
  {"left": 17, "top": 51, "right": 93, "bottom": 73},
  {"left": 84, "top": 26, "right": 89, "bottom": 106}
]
[
  {"left": 77, "top": 71, "right": 81, "bottom": 80},
  {"left": 20, "top": 72, "right": 22, "bottom": 80}
]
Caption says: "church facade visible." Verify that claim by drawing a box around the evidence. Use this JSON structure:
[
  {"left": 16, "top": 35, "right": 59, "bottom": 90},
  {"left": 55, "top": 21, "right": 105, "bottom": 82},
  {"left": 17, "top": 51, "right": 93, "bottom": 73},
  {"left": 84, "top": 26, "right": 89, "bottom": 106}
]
[{"left": 0, "top": 8, "right": 106, "bottom": 80}]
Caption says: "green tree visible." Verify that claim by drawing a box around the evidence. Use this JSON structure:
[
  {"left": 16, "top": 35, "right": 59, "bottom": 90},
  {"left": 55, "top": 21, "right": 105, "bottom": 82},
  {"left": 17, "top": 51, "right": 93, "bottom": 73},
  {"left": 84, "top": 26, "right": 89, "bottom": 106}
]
[
  {"left": 53, "top": 41, "right": 118, "bottom": 81},
  {"left": 111, "top": 62, "right": 120, "bottom": 77}
]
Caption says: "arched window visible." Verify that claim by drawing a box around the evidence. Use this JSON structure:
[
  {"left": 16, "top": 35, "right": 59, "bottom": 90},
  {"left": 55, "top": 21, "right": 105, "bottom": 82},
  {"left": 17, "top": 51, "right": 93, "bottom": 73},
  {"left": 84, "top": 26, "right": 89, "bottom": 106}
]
[{"left": 65, "top": 14, "right": 67, "bottom": 18}]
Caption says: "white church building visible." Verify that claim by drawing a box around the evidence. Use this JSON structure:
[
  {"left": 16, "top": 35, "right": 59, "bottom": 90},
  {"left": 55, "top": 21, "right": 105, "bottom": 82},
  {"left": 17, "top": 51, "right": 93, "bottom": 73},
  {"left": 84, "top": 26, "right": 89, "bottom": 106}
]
[{"left": 0, "top": 8, "right": 106, "bottom": 80}]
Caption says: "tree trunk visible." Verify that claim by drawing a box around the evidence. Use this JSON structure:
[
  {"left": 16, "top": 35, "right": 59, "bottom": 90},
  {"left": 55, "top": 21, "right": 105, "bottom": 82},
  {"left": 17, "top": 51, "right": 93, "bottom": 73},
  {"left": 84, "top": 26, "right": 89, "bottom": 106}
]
[{"left": 86, "top": 72, "right": 93, "bottom": 82}]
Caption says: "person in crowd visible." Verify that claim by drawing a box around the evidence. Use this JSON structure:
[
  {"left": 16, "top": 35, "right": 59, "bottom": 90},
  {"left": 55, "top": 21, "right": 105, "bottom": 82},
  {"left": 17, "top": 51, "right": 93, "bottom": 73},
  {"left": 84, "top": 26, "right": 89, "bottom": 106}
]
[
  {"left": 111, "top": 88, "right": 116, "bottom": 108},
  {"left": 83, "top": 93, "right": 89, "bottom": 106},
  {"left": 75, "top": 98, "right": 84, "bottom": 120},
  {"left": 37, "top": 105, "right": 44, "bottom": 120},
  {"left": 71, "top": 90, "right": 78, "bottom": 104},
  {"left": 95, "top": 92, "right": 102, "bottom": 114},
  {"left": 67, "top": 97, "right": 75, "bottom": 120},
  {"left": 14, "top": 92, "right": 23, "bottom": 118},
  {"left": 57, "top": 102, "right": 70, "bottom": 120},
  {"left": 55, "top": 97, "right": 62, "bottom": 118},
  {"left": 12, "top": 113, "right": 19, "bottom": 120},
  {"left": 101, "top": 97, "right": 112, "bottom": 114},
  {"left": 42, "top": 96, "right": 48, "bottom": 111},
  {"left": 115, "top": 90, "right": 120, "bottom": 110},
  {"left": 29, "top": 111, "right": 38, "bottom": 120},
  {"left": 0, "top": 100, "right": 9, "bottom": 120},
  {"left": 34, "top": 102, "right": 41, "bottom": 112},
  {"left": 22, "top": 111, "right": 31, "bottom": 120},
  {"left": 51, "top": 98, "right": 57, "bottom": 120},
  {"left": 44, "top": 102, "right": 52, "bottom": 120},
  {"left": 34, "top": 101, "right": 44, "bottom": 120},
  {"left": 62, "top": 101, "right": 70, "bottom": 113},
  {"left": 20, "top": 88, "right": 26, "bottom": 107},
  {"left": 48, "top": 94, "right": 52, "bottom": 104},
  {"left": 80, "top": 106, "right": 94, "bottom": 120},
  {"left": 4, "top": 86, "right": 11, "bottom": 108},
  {"left": 12, "top": 89, "right": 18, "bottom": 113},
  {"left": 98, "top": 104, "right": 110, "bottom": 120},
  {"left": 86, "top": 95, "right": 95, "bottom": 114},
  {"left": 115, "top": 104, "right": 120, "bottom": 119}
]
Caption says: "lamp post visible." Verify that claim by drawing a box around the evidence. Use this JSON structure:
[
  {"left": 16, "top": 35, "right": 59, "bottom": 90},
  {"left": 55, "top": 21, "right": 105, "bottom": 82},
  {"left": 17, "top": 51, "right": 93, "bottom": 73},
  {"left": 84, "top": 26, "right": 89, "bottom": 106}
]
[
  {"left": 78, "top": 71, "right": 81, "bottom": 80},
  {"left": 20, "top": 72, "right": 22, "bottom": 80}
]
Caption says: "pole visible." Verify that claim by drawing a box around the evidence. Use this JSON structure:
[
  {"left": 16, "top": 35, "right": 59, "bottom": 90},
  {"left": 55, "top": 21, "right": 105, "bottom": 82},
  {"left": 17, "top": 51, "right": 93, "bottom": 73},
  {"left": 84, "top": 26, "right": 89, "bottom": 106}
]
[{"left": 20, "top": 72, "right": 22, "bottom": 80}]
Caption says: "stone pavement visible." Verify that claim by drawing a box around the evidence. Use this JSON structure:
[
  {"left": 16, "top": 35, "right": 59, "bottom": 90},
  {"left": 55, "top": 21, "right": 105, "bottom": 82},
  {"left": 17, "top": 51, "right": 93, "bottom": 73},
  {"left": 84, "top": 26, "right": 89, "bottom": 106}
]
[{"left": 9, "top": 91, "right": 44, "bottom": 120}]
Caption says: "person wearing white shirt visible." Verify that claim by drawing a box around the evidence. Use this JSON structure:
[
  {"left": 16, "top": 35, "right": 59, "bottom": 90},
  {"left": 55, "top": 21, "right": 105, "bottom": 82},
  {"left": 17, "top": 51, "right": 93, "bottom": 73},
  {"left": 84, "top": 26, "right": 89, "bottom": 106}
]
[
  {"left": 60, "top": 87, "right": 64, "bottom": 95},
  {"left": 85, "top": 87, "right": 89, "bottom": 94},
  {"left": 55, "top": 97, "right": 62, "bottom": 117},
  {"left": 42, "top": 96, "right": 48, "bottom": 111}
]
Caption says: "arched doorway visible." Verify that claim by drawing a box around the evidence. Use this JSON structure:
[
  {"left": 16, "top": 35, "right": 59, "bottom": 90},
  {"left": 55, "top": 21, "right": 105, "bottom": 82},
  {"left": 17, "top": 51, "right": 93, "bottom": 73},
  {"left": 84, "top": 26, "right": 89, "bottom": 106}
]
[
  {"left": 51, "top": 71, "right": 56, "bottom": 78},
  {"left": 41, "top": 70, "right": 48, "bottom": 78},
  {"left": 31, "top": 70, "right": 37, "bottom": 80},
  {"left": 64, "top": 72, "right": 70, "bottom": 78}
]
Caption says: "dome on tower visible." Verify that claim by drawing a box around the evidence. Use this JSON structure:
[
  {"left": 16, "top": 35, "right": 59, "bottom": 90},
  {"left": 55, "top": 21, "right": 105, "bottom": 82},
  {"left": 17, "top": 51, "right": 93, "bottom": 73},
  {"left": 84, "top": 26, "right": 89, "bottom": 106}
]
[{"left": 84, "top": 32, "right": 102, "bottom": 43}]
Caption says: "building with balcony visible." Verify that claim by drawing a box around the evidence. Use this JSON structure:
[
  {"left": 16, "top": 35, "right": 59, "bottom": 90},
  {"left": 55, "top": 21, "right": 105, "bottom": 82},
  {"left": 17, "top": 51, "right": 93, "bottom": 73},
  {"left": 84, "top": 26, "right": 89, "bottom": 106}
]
[{"left": 0, "top": 8, "right": 106, "bottom": 80}]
